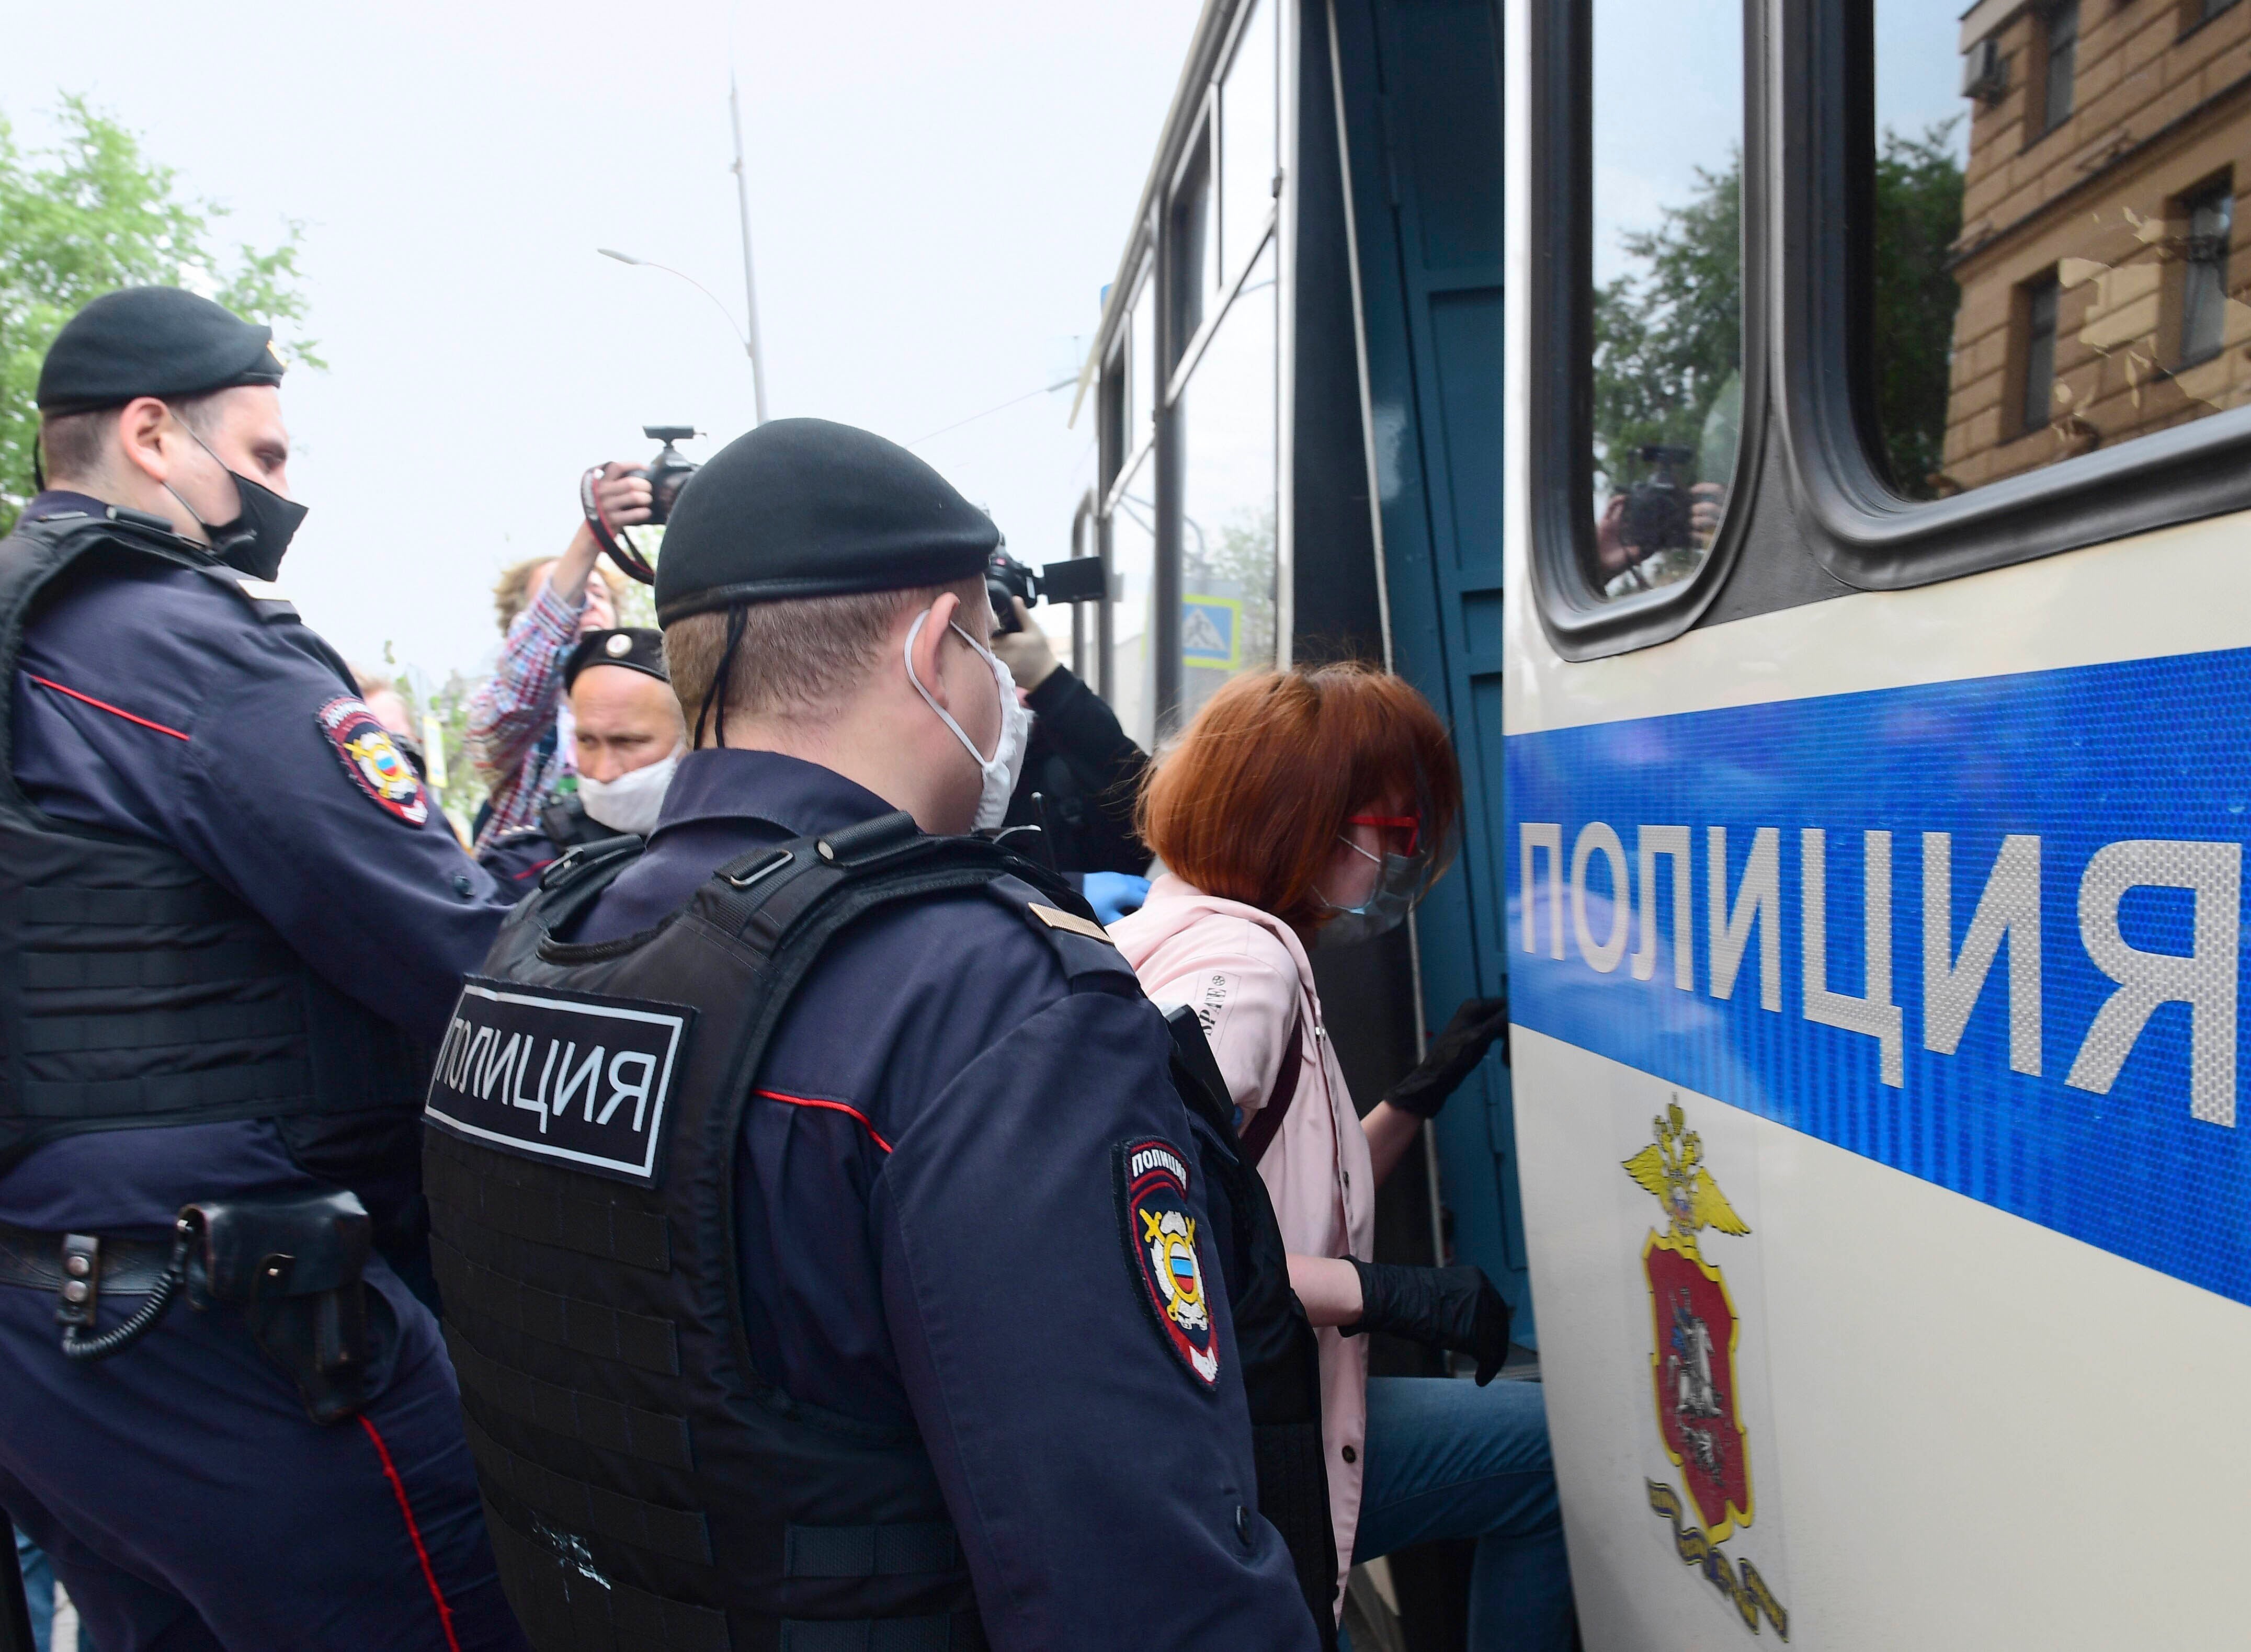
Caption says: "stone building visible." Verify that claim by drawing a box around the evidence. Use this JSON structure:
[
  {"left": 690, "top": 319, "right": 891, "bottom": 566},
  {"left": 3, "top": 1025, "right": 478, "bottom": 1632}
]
[{"left": 1943, "top": 0, "right": 2251, "bottom": 491}]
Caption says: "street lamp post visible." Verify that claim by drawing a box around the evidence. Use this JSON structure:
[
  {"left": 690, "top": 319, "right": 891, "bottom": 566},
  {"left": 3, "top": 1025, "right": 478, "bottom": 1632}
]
[
  {"left": 729, "top": 74, "right": 770, "bottom": 427},
  {"left": 592, "top": 81, "right": 770, "bottom": 427},
  {"left": 597, "top": 249, "right": 764, "bottom": 418}
]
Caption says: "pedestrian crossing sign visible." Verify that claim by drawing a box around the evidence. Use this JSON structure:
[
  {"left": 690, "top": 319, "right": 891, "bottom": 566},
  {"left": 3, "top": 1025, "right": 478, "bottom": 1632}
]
[{"left": 1181, "top": 595, "right": 1242, "bottom": 670}]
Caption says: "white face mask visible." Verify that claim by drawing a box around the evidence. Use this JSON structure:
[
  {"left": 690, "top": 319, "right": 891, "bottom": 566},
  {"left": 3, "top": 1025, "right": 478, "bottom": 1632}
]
[
  {"left": 577, "top": 746, "right": 683, "bottom": 837},
  {"left": 904, "top": 609, "right": 1031, "bottom": 831}
]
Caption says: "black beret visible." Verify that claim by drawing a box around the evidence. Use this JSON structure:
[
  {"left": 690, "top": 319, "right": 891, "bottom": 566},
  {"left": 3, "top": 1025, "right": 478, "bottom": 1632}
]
[
  {"left": 654, "top": 418, "right": 998, "bottom": 625},
  {"left": 565, "top": 627, "right": 670, "bottom": 691},
  {"left": 37, "top": 287, "right": 285, "bottom": 414}
]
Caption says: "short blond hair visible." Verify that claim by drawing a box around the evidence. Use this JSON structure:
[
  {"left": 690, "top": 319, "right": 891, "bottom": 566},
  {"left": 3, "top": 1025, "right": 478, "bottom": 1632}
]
[
  {"left": 665, "top": 577, "right": 983, "bottom": 739},
  {"left": 493, "top": 555, "right": 614, "bottom": 633}
]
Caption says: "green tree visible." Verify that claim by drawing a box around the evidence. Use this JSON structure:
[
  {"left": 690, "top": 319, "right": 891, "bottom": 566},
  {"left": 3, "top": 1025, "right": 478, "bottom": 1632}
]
[
  {"left": 0, "top": 96, "right": 319, "bottom": 534},
  {"left": 1870, "top": 123, "right": 1966, "bottom": 499},
  {"left": 1591, "top": 155, "right": 1742, "bottom": 494},
  {"left": 1589, "top": 126, "right": 1966, "bottom": 503}
]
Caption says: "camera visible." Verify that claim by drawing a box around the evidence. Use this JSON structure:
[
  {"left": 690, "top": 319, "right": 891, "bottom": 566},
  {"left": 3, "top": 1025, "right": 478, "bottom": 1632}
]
[
  {"left": 1619, "top": 443, "right": 1697, "bottom": 556},
  {"left": 631, "top": 426, "right": 701, "bottom": 525},
  {"left": 987, "top": 545, "right": 1109, "bottom": 633},
  {"left": 582, "top": 426, "right": 702, "bottom": 584}
]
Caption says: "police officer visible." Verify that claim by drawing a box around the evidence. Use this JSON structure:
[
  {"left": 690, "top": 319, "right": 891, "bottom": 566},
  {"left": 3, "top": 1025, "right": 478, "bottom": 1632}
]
[
  {"left": 478, "top": 627, "right": 683, "bottom": 886},
  {"left": 424, "top": 418, "right": 1323, "bottom": 1650},
  {"left": 0, "top": 288, "right": 528, "bottom": 1650}
]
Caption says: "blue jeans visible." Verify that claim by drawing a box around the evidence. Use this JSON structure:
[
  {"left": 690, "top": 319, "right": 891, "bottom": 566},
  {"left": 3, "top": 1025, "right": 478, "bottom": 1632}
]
[
  {"left": 1350, "top": 1376, "right": 1575, "bottom": 1652},
  {"left": 14, "top": 1526, "right": 53, "bottom": 1652}
]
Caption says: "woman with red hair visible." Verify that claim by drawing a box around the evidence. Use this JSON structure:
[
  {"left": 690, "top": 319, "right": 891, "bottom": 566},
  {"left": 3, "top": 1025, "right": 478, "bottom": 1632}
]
[{"left": 1111, "top": 663, "right": 1573, "bottom": 1650}]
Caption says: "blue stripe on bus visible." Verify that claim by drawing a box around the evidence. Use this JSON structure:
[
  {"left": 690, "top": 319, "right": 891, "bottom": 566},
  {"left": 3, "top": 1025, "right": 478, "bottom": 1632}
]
[{"left": 1504, "top": 645, "right": 2251, "bottom": 1307}]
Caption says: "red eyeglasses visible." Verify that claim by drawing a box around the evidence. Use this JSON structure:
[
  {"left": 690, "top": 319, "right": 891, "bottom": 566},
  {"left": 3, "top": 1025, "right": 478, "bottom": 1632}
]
[{"left": 1346, "top": 814, "right": 1423, "bottom": 857}]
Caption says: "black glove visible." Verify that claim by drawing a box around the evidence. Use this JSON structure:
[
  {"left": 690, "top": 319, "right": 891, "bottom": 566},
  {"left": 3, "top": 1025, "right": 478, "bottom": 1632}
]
[
  {"left": 1384, "top": 996, "right": 1510, "bottom": 1120},
  {"left": 1339, "top": 1259, "right": 1514, "bottom": 1385}
]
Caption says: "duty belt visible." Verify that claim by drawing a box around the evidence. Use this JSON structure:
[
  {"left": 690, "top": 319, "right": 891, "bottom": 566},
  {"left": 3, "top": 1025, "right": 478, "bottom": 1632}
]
[{"left": 0, "top": 1221, "right": 177, "bottom": 1295}]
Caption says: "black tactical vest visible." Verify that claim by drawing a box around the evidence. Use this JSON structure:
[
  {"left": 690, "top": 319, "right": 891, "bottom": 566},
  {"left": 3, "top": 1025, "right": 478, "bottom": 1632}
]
[
  {"left": 427, "top": 808, "right": 1337, "bottom": 1651},
  {"left": 0, "top": 514, "right": 433, "bottom": 1183},
  {"left": 426, "top": 814, "right": 1015, "bottom": 1652}
]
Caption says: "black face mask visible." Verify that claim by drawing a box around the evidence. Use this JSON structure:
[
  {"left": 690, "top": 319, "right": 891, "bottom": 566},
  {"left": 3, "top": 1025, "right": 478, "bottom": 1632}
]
[
  {"left": 204, "top": 469, "right": 309, "bottom": 581},
  {"left": 166, "top": 416, "right": 309, "bottom": 580}
]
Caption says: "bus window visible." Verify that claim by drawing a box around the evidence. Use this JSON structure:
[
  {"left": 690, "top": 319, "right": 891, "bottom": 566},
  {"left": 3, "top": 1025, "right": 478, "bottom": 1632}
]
[
  {"left": 1879, "top": 0, "right": 2251, "bottom": 498},
  {"left": 1128, "top": 264, "right": 1156, "bottom": 472},
  {"left": 1219, "top": 0, "right": 1277, "bottom": 288},
  {"left": 1177, "top": 235, "right": 1278, "bottom": 721},
  {"left": 1109, "top": 455, "right": 1159, "bottom": 753},
  {"left": 1169, "top": 128, "right": 1218, "bottom": 366},
  {"left": 1585, "top": 0, "right": 1746, "bottom": 601}
]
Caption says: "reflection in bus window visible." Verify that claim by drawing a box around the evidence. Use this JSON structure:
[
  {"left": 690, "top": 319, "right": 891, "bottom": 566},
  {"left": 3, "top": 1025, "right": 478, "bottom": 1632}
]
[
  {"left": 1585, "top": 0, "right": 1744, "bottom": 601},
  {"left": 1177, "top": 237, "right": 1277, "bottom": 722},
  {"left": 1880, "top": 0, "right": 2251, "bottom": 496},
  {"left": 2181, "top": 176, "right": 2234, "bottom": 366},
  {"left": 1109, "top": 462, "right": 1158, "bottom": 752}
]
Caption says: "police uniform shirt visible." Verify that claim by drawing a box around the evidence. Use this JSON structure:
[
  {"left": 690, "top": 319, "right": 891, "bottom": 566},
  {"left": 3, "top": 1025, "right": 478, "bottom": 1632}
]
[
  {"left": 573, "top": 747, "right": 1316, "bottom": 1650},
  {"left": 0, "top": 491, "right": 519, "bottom": 1237}
]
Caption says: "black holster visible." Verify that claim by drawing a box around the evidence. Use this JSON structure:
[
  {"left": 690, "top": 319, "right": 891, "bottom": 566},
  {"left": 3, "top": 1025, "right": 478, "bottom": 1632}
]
[{"left": 181, "top": 1189, "right": 384, "bottom": 1425}]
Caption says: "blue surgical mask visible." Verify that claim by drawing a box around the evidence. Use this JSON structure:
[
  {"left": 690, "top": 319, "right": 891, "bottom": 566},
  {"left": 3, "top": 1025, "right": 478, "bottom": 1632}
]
[{"left": 1315, "top": 836, "right": 1431, "bottom": 948}]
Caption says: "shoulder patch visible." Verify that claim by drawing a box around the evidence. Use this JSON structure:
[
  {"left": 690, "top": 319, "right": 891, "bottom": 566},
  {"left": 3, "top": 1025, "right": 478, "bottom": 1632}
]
[
  {"left": 187, "top": 562, "right": 299, "bottom": 621},
  {"left": 1115, "top": 1136, "right": 1221, "bottom": 1389},
  {"left": 989, "top": 876, "right": 1137, "bottom": 987},
  {"left": 317, "top": 696, "right": 429, "bottom": 825},
  {"left": 1029, "top": 902, "right": 1112, "bottom": 943}
]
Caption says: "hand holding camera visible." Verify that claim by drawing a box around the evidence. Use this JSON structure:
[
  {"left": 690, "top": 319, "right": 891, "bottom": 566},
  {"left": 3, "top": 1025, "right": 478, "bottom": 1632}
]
[
  {"left": 990, "top": 597, "right": 1059, "bottom": 691},
  {"left": 581, "top": 426, "right": 701, "bottom": 584},
  {"left": 986, "top": 545, "right": 1108, "bottom": 634}
]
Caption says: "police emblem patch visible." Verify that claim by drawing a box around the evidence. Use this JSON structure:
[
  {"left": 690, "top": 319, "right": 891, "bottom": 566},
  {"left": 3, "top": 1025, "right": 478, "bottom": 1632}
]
[
  {"left": 1115, "top": 1137, "right": 1220, "bottom": 1388},
  {"left": 317, "top": 696, "right": 427, "bottom": 825}
]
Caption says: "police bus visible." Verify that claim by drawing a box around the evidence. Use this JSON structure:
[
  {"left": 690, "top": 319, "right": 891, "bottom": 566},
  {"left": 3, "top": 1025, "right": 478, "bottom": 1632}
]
[{"left": 1072, "top": 0, "right": 2251, "bottom": 1643}]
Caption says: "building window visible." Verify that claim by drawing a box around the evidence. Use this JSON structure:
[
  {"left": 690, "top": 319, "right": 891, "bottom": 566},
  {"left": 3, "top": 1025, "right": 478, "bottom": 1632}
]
[
  {"left": 2179, "top": 177, "right": 2234, "bottom": 367},
  {"left": 2039, "top": 0, "right": 2078, "bottom": 136},
  {"left": 2020, "top": 272, "right": 2060, "bottom": 435}
]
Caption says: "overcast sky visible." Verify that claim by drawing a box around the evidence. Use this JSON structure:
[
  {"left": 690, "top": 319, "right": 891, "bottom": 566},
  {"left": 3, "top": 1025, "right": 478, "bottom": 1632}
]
[{"left": 8, "top": 0, "right": 1203, "bottom": 696}]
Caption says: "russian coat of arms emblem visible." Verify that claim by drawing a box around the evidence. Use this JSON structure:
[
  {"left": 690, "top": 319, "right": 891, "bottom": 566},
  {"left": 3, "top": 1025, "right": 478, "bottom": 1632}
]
[
  {"left": 1624, "top": 1099, "right": 1754, "bottom": 1540},
  {"left": 1623, "top": 1101, "right": 1788, "bottom": 1638}
]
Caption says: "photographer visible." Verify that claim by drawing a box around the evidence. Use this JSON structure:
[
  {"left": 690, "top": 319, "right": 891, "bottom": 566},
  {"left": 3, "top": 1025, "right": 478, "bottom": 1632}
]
[
  {"left": 465, "top": 462, "right": 648, "bottom": 850},
  {"left": 990, "top": 597, "right": 1155, "bottom": 925},
  {"left": 1593, "top": 371, "right": 1742, "bottom": 596}
]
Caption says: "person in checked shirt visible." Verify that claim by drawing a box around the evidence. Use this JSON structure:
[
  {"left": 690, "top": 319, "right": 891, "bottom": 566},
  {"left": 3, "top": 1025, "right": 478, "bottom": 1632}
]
[{"left": 465, "top": 462, "right": 649, "bottom": 851}]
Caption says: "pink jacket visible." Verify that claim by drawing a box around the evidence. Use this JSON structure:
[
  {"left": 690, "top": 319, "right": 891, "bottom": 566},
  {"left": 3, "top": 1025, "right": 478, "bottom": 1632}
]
[{"left": 1110, "top": 875, "right": 1376, "bottom": 1610}]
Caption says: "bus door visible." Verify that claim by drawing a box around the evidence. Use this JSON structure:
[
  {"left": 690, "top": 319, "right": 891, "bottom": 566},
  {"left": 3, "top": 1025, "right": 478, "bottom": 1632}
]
[
  {"left": 1328, "top": 0, "right": 1526, "bottom": 1338},
  {"left": 1506, "top": 0, "right": 2251, "bottom": 1643}
]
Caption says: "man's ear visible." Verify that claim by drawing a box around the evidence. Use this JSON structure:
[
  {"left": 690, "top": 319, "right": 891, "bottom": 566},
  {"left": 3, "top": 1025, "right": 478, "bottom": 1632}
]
[
  {"left": 114, "top": 397, "right": 175, "bottom": 485},
  {"left": 908, "top": 590, "right": 962, "bottom": 708}
]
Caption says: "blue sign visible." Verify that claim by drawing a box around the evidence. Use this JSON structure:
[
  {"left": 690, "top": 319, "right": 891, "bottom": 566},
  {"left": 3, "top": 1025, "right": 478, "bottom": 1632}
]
[
  {"left": 1506, "top": 645, "right": 2251, "bottom": 1306},
  {"left": 1181, "top": 595, "right": 1242, "bottom": 670}
]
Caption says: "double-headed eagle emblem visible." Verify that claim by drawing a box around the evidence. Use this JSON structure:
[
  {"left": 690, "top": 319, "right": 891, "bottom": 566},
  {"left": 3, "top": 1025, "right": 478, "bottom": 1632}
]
[{"left": 1622, "top": 1101, "right": 1750, "bottom": 1259}]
